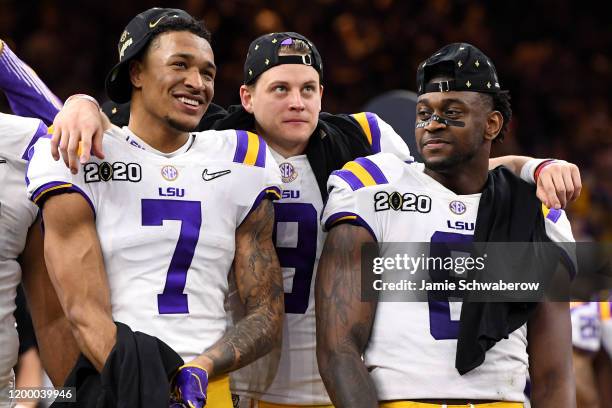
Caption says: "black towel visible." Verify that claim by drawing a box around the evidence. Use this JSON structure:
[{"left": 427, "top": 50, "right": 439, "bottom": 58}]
[
  {"left": 52, "top": 322, "right": 183, "bottom": 407},
  {"left": 455, "top": 166, "right": 558, "bottom": 374}
]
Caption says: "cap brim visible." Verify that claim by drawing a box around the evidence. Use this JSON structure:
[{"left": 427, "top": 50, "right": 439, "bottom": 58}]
[{"left": 105, "top": 61, "right": 133, "bottom": 104}]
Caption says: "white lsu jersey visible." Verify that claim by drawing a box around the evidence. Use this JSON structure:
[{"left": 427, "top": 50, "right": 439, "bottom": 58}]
[
  {"left": 322, "top": 153, "right": 575, "bottom": 402},
  {"left": 231, "top": 113, "right": 412, "bottom": 405},
  {"left": 0, "top": 112, "right": 47, "bottom": 387},
  {"left": 570, "top": 300, "right": 612, "bottom": 355},
  {"left": 26, "top": 126, "right": 281, "bottom": 363}
]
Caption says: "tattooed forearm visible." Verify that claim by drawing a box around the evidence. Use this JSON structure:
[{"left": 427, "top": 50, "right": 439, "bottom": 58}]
[
  {"left": 201, "top": 199, "right": 283, "bottom": 376},
  {"left": 316, "top": 224, "right": 378, "bottom": 407}
]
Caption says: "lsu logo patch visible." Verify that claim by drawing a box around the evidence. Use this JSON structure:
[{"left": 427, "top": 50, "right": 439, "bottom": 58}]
[{"left": 279, "top": 162, "right": 298, "bottom": 183}]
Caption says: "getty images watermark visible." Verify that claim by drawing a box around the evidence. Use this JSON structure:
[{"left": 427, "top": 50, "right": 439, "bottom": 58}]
[
  {"left": 359, "top": 242, "right": 592, "bottom": 302},
  {"left": 372, "top": 252, "right": 540, "bottom": 292}
]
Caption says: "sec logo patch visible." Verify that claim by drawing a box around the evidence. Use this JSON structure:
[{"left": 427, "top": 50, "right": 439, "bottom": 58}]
[
  {"left": 161, "top": 165, "right": 179, "bottom": 181},
  {"left": 449, "top": 200, "right": 466, "bottom": 215},
  {"left": 279, "top": 162, "right": 298, "bottom": 183}
]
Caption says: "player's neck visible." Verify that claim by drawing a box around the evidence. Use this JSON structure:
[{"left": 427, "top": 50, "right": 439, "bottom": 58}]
[
  {"left": 266, "top": 142, "right": 306, "bottom": 158},
  {"left": 128, "top": 105, "right": 190, "bottom": 154},
  {"left": 256, "top": 127, "right": 307, "bottom": 158},
  {"left": 424, "top": 159, "right": 489, "bottom": 195}
]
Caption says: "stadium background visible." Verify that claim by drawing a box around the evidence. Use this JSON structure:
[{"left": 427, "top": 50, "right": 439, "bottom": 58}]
[{"left": 1, "top": 0, "right": 610, "bottom": 241}]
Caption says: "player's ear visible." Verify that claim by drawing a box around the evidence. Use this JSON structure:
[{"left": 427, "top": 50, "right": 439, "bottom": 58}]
[
  {"left": 129, "top": 60, "right": 144, "bottom": 90},
  {"left": 240, "top": 84, "right": 254, "bottom": 113},
  {"left": 484, "top": 110, "right": 503, "bottom": 141}
]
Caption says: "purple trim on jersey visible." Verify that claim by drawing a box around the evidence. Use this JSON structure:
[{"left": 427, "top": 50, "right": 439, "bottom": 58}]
[
  {"left": 241, "top": 186, "right": 282, "bottom": 226},
  {"left": 254, "top": 133, "right": 266, "bottom": 168},
  {"left": 21, "top": 120, "right": 48, "bottom": 161},
  {"left": 546, "top": 208, "right": 562, "bottom": 223},
  {"left": 31, "top": 181, "right": 95, "bottom": 216},
  {"left": 332, "top": 169, "right": 364, "bottom": 191},
  {"left": 233, "top": 130, "right": 249, "bottom": 164},
  {"left": 365, "top": 112, "right": 381, "bottom": 153},
  {"left": 324, "top": 211, "right": 377, "bottom": 242},
  {"left": 0, "top": 44, "right": 62, "bottom": 125},
  {"left": 354, "top": 157, "right": 388, "bottom": 184}
]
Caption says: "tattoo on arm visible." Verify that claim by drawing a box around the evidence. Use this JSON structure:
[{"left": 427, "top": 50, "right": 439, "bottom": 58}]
[
  {"left": 316, "top": 224, "right": 378, "bottom": 407},
  {"left": 202, "top": 199, "right": 283, "bottom": 376}
]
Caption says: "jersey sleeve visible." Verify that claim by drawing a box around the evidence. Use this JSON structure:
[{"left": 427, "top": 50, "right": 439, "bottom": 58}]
[
  {"left": 26, "top": 136, "right": 95, "bottom": 214},
  {"left": 0, "top": 41, "right": 62, "bottom": 125},
  {"left": 231, "top": 130, "right": 282, "bottom": 225},
  {"left": 350, "top": 112, "right": 413, "bottom": 161},
  {"left": 321, "top": 156, "right": 388, "bottom": 241},
  {"left": 0, "top": 112, "right": 48, "bottom": 161},
  {"left": 542, "top": 205, "right": 577, "bottom": 279}
]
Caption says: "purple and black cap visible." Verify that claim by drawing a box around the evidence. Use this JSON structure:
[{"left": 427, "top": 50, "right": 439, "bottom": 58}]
[
  {"left": 416, "top": 43, "right": 504, "bottom": 96},
  {"left": 105, "top": 7, "right": 194, "bottom": 103},
  {"left": 243, "top": 32, "right": 323, "bottom": 85}
]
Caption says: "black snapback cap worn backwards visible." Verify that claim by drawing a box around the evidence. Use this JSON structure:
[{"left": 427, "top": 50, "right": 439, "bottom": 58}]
[
  {"left": 416, "top": 43, "right": 503, "bottom": 96},
  {"left": 105, "top": 7, "right": 193, "bottom": 103},
  {"left": 243, "top": 32, "right": 323, "bottom": 85}
]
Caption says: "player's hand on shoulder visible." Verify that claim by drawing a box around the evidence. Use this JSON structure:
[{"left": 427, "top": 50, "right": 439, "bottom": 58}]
[
  {"left": 51, "top": 94, "right": 107, "bottom": 174},
  {"left": 170, "top": 364, "right": 208, "bottom": 408},
  {"left": 536, "top": 160, "right": 582, "bottom": 209}
]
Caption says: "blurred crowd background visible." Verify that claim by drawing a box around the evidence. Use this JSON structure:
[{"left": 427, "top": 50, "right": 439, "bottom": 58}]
[{"left": 1, "top": 0, "right": 610, "bottom": 241}]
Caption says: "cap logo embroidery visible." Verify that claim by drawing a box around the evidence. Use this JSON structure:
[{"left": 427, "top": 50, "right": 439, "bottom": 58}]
[
  {"left": 119, "top": 37, "right": 133, "bottom": 59},
  {"left": 438, "top": 81, "right": 451, "bottom": 92},
  {"left": 149, "top": 16, "right": 166, "bottom": 28}
]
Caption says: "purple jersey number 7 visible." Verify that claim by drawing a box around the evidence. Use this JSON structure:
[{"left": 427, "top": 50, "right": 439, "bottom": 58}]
[
  {"left": 428, "top": 231, "right": 473, "bottom": 340},
  {"left": 142, "top": 199, "right": 202, "bottom": 314}
]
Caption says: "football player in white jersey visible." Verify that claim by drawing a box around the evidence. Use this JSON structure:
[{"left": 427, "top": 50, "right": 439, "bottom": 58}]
[
  {"left": 0, "top": 113, "right": 44, "bottom": 401},
  {"left": 0, "top": 113, "right": 80, "bottom": 401},
  {"left": 318, "top": 43, "right": 576, "bottom": 407},
  {"left": 0, "top": 40, "right": 81, "bottom": 399},
  {"left": 48, "top": 33, "right": 581, "bottom": 408},
  {"left": 46, "top": 31, "right": 581, "bottom": 407},
  {"left": 26, "top": 9, "right": 283, "bottom": 407},
  {"left": 570, "top": 299, "right": 612, "bottom": 408}
]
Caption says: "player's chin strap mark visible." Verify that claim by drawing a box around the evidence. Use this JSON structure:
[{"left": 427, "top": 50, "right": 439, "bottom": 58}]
[{"left": 415, "top": 114, "right": 465, "bottom": 129}]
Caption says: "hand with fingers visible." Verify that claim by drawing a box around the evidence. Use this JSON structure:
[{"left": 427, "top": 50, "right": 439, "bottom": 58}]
[
  {"left": 535, "top": 160, "right": 582, "bottom": 209},
  {"left": 51, "top": 94, "right": 109, "bottom": 174},
  {"left": 169, "top": 364, "right": 208, "bottom": 408}
]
